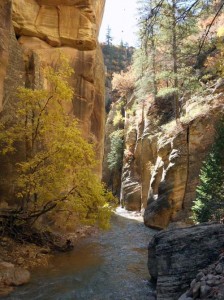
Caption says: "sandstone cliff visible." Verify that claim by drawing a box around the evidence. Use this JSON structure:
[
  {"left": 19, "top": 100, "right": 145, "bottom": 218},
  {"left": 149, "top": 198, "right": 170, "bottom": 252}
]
[
  {"left": 115, "top": 88, "right": 224, "bottom": 229},
  {"left": 0, "top": 0, "right": 105, "bottom": 203}
]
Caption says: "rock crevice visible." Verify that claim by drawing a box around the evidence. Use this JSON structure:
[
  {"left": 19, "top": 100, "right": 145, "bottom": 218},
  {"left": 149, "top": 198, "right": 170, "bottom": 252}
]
[{"left": 118, "top": 91, "right": 224, "bottom": 228}]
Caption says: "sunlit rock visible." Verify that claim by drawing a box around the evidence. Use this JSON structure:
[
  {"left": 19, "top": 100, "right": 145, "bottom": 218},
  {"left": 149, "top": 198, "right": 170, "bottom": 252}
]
[
  {"left": 0, "top": 0, "right": 105, "bottom": 203},
  {"left": 12, "top": 0, "right": 101, "bottom": 50},
  {"left": 120, "top": 89, "right": 224, "bottom": 227},
  {"left": 144, "top": 106, "right": 223, "bottom": 229}
]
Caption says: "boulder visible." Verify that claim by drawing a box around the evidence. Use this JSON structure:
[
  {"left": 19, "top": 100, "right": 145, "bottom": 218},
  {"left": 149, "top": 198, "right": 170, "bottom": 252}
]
[
  {"left": 0, "top": 261, "right": 30, "bottom": 296},
  {"left": 178, "top": 254, "right": 224, "bottom": 299},
  {"left": 148, "top": 223, "right": 224, "bottom": 300}
]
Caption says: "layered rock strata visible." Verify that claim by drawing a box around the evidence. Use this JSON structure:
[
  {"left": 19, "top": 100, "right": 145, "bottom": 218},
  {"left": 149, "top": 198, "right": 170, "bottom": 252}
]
[
  {"left": 148, "top": 223, "right": 224, "bottom": 300},
  {"left": 179, "top": 253, "right": 224, "bottom": 300}
]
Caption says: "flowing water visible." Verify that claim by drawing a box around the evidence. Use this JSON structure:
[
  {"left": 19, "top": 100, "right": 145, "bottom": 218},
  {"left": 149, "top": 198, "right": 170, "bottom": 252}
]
[{"left": 5, "top": 208, "right": 156, "bottom": 300}]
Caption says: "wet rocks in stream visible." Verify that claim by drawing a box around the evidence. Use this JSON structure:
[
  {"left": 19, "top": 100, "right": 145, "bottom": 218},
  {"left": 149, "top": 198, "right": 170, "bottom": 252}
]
[{"left": 0, "top": 261, "right": 30, "bottom": 297}]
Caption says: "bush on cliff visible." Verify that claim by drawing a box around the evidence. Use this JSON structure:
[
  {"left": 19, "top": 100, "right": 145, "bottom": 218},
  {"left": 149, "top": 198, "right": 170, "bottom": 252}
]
[
  {"left": 192, "top": 119, "right": 224, "bottom": 223},
  {"left": 0, "top": 56, "right": 112, "bottom": 234},
  {"left": 107, "top": 130, "right": 124, "bottom": 172}
]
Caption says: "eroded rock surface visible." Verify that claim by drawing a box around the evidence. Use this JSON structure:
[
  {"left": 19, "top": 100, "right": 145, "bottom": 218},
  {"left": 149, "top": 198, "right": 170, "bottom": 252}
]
[
  {"left": 120, "top": 94, "right": 143, "bottom": 211},
  {"left": 144, "top": 104, "right": 223, "bottom": 229},
  {"left": 0, "top": 0, "right": 105, "bottom": 203},
  {"left": 119, "top": 89, "right": 224, "bottom": 228},
  {"left": 12, "top": 0, "right": 102, "bottom": 49},
  {"left": 148, "top": 223, "right": 224, "bottom": 300},
  {"left": 0, "top": 0, "right": 12, "bottom": 112}
]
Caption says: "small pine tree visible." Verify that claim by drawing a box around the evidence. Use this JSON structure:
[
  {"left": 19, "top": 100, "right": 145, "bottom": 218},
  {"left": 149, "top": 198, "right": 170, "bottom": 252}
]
[
  {"left": 192, "top": 119, "right": 224, "bottom": 223},
  {"left": 106, "top": 25, "right": 113, "bottom": 46},
  {"left": 107, "top": 130, "right": 124, "bottom": 171}
]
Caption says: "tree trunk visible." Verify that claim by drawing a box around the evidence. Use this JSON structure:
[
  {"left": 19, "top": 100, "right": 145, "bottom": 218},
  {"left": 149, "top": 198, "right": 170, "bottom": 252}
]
[
  {"left": 151, "top": 27, "right": 158, "bottom": 99},
  {"left": 171, "top": 0, "right": 180, "bottom": 122}
]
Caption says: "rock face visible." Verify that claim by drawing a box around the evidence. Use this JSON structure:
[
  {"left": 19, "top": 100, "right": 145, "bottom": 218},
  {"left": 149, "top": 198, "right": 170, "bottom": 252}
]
[
  {"left": 12, "top": 0, "right": 97, "bottom": 49},
  {"left": 119, "top": 90, "right": 224, "bottom": 228},
  {"left": 0, "top": 0, "right": 13, "bottom": 112},
  {"left": 119, "top": 94, "right": 143, "bottom": 211},
  {"left": 148, "top": 223, "right": 224, "bottom": 300},
  {"left": 103, "top": 98, "right": 124, "bottom": 197},
  {"left": 13, "top": 0, "right": 105, "bottom": 41},
  {"left": 0, "top": 0, "right": 105, "bottom": 203},
  {"left": 179, "top": 253, "right": 224, "bottom": 300},
  {"left": 144, "top": 112, "right": 218, "bottom": 229}
]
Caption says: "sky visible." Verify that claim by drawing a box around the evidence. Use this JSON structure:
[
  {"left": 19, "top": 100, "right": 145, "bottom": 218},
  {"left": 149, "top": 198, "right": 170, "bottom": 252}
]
[{"left": 99, "top": 0, "right": 139, "bottom": 47}]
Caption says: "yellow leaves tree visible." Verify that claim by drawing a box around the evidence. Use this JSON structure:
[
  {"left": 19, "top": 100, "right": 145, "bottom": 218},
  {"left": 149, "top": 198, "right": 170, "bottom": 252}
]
[
  {"left": 0, "top": 57, "right": 112, "bottom": 231},
  {"left": 112, "top": 68, "right": 136, "bottom": 97},
  {"left": 205, "top": 27, "right": 224, "bottom": 77}
]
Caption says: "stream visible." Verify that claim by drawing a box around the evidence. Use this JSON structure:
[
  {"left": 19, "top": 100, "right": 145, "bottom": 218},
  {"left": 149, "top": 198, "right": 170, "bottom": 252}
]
[{"left": 6, "top": 208, "right": 156, "bottom": 300}]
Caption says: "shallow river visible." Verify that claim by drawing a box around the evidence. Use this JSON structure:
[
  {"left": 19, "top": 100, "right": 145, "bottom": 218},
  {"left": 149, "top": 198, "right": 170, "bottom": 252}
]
[{"left": 6, "top": 208, "right": 156, "bottom": 300}]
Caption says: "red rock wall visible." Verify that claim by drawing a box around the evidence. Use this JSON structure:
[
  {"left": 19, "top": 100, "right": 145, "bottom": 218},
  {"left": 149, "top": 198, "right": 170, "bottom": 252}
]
[{"left": 0, "top": 0, "right": 106, "bottom": 204}]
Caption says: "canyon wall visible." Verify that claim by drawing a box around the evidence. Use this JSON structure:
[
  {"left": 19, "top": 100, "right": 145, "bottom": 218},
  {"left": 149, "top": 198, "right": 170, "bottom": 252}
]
[
  {"left": 115, "top": 90, "right": 224, "bottom": 229},
  {"left": 0, "top": 0, "right": 105, "bottom": 203}
]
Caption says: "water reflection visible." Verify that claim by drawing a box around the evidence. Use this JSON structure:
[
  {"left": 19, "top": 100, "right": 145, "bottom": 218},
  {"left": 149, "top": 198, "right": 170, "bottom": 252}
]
[{"left": 5, "top": 208, "right": 156, "bottom": 300}]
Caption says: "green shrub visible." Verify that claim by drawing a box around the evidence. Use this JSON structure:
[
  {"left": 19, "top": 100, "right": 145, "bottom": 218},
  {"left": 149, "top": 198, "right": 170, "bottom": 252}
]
[
  {"left": 192, "top": 119, "right": 224, "bottom": 223},
  {"left": 107, "top": 130, "right": 124, "bottom": 171},
  {"left": 113, "top": 111, "right": 124, "bottom": 127}
]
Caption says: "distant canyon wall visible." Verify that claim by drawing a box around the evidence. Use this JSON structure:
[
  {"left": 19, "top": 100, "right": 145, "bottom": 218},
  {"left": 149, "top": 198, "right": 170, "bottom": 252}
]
[
  {"left": 0, "top": 0, "right": 105, "bottom": 203},
  {"left": 104, "top": 90, "right": 224, "bottom": 229},
  {"left": 129, "top": 94, "right": 223, "bottom": 229}
]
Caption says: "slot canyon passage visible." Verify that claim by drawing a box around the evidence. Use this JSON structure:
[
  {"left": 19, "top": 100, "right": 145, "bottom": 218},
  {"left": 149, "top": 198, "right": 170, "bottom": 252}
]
[{"left": 0, "top": 0, "right": 224, "bottom": 300}]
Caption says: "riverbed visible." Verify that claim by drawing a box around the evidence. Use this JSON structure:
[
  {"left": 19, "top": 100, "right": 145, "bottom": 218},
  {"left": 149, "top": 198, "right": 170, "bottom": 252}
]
[{"left": 5, "top": 208, "right": 156, "bottom": 300}]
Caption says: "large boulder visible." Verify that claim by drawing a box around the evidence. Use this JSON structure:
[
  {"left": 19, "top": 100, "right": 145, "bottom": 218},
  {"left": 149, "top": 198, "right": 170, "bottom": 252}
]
[
  {"left": 148, "top": 223, "right": 224, "bottom": 300},
  {"left": 179, "top": 253, "right": 224, "bottom": 300}
]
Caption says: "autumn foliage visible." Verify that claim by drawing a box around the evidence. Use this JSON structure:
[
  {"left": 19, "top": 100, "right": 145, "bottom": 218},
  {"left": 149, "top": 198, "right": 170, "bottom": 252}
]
[
  {"left": 0, "top": 56, "right": 113, "bottom": 232},
  {"left": 112, "top": 68, "right": 136, "bottom": 96}
]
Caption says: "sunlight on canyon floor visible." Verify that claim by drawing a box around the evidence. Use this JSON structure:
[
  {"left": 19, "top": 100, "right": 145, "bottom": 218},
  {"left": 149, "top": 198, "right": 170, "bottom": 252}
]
[{"left": 115, "top": 207, "right": 143, "bottom": 222}]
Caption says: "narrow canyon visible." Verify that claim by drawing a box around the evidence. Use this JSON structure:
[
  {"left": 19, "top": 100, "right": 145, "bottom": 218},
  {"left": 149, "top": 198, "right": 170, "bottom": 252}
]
[{"left": 0, "top": 1, "right": 224, "bottom": 299}]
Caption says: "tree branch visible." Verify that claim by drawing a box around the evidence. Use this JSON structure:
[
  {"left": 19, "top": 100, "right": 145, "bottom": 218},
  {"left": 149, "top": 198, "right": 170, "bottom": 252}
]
[
  {"left": 32, "top": 95, "right": 53, "bottom": 145},
  {"left": 198, "top": 2, "right": 224, "bottom": 56}
]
